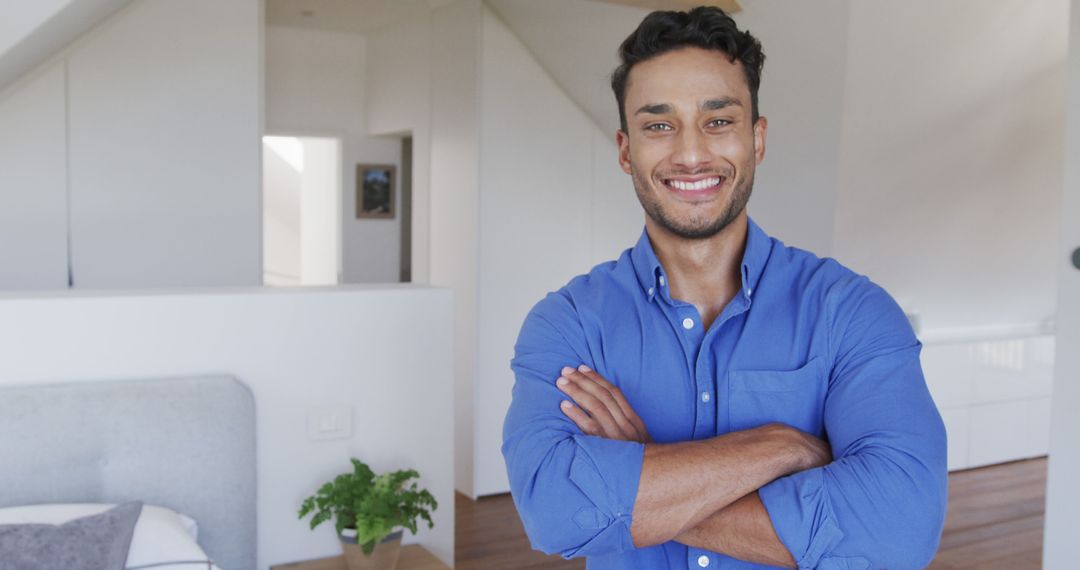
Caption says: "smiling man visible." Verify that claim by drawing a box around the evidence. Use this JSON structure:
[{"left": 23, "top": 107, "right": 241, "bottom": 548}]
[{"left": 501, "top": 7, "right": 947, "bottom": 570}]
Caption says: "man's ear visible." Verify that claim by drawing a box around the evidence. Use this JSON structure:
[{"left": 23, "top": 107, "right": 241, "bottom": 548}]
[
  {"left": 616, "top": 130, "right": 632, "bottom": 175},
  {"left": 753, "top": 116, "right": 768, "bottom": 165}
]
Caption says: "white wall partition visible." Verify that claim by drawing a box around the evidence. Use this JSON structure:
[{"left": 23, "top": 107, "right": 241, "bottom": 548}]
[
  {"left": 1044, "top": 1, "right": 1080, "bottom": 566},
  {"left": 0, "top": 286, "right": 455, "bottom": 569}
]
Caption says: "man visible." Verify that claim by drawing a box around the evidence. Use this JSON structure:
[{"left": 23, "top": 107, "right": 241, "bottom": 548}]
[{"left": 502, "top": 6, "right": 947, "bottom": 570}]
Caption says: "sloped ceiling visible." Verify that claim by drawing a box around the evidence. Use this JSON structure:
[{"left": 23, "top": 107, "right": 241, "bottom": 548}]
[
  {"left": 265, "top": 0, "right": 437, "bottom": 35},
  {"left": 486, "top": 0, "right": 652, "bottom": 139},
  {"left": 264, "top": 0, "right": 747, "bottom": 139},
  {"left": 0, "top": 0, "right": 131, "bottom": 92}
]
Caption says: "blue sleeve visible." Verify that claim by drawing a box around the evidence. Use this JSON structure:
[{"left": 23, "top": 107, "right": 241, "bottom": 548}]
[
  {"left": 501, "top": 291, "right": 645, "bottom": 559},
  {"left": 758, "top": 278, "right": 948, "bottom": 570}
]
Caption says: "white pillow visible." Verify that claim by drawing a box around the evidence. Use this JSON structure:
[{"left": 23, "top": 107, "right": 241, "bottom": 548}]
[{"left": 0, "top": 503, "right": 220, "bottom": 570}]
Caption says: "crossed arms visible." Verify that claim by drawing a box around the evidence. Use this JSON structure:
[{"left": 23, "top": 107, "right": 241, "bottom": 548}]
[
  {"left": 502, "top": 283, "right": 948, "bottom": 568},
  {"left": 557, "top": 364, "right": 827, "bottom": 567}
]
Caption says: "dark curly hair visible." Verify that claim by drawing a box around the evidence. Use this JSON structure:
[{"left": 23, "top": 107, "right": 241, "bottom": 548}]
[{"left": 611, "top": 6, "right": 765, "bottom": 132}]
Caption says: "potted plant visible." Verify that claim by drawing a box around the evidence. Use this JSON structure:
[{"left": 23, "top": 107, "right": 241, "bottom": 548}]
[{"left": 298, "top": 458, "right": 438, "bottom": 570}]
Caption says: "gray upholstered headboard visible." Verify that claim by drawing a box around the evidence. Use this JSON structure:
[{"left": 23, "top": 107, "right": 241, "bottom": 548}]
[{"left": 0, "top": 375, "right": 256, "bottom": 570}]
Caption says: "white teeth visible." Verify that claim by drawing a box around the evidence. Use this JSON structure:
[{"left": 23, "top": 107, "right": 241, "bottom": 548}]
[{"left": 668, "top": 177, "right": 721, "bottom": 191}]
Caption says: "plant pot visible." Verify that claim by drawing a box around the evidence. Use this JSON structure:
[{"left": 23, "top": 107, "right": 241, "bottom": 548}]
[{"left": 339, "top": 529, "right": 403, "bottom": 570}]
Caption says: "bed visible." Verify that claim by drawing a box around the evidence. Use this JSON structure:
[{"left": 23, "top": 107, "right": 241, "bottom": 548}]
[{"left": 0, "top": 374, "right": 256, "bottom": 570}]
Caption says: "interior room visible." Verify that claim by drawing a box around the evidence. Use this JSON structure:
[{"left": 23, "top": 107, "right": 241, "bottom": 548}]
[{"left": 0, "top": 0, "right": 1078, "bottom": 569}]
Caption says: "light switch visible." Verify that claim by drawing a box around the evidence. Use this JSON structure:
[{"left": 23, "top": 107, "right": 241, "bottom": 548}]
[{"left": 307, "top": 406, "right": 353, "bottom": 441}]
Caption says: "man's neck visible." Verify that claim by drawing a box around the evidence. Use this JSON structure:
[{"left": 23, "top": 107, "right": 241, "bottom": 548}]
[{"left": 646, "top": 212, "right": 748, "bottom": 329}]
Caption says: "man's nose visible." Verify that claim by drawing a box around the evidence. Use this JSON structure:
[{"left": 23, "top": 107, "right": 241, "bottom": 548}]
[{"left": 671, "top": 127, "right": 710, "bottom": 169}]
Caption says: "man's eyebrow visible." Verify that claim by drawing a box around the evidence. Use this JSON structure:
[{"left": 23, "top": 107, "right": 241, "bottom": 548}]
[
  {"left": 701, "top": 97, "right": 743, "bottom": 111},
  {"left": 634, "top": 103, "right": 673, "bottom": 116},
  {"left": 633, "top": 98, "right": 744, "bottom": 116}
]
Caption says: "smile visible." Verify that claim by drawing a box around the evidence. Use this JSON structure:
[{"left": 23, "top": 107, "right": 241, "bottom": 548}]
[
  {"left": 665, "top": 177, "right": 722, "bottom": 191},
  {"left": 662, "top": 176, "right": 725, "bottom": 198}
]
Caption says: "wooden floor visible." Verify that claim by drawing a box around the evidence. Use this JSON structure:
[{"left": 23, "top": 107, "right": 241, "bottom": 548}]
[{"left": 456, "top": 457, "right": 1047, "bottom": 569}]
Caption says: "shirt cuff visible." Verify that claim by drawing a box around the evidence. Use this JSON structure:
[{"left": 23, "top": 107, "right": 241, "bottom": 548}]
[
  {"left": 759, "top": 469, "right": 845, "bottom": 569},
  {"left": 562, "top": 434, "right": 644, "bottom": 558}
]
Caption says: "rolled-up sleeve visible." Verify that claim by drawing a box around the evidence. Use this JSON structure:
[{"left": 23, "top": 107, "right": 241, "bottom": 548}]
[
  {"left": 758, "top": 278, "right": 948, "bottom": 570},
  {"left": 502, "top": 292, "right": 645, "bottom": 559}
]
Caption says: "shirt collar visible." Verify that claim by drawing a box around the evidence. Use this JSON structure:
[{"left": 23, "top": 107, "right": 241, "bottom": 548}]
[{"left": 631, "top": 214, "right": 772, "bottom": 303}]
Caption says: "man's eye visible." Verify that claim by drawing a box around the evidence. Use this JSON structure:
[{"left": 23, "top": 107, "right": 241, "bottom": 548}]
[
  {"left": 708, "top": 119, "right": 732, "bottom": 128},
  {"left": 645, "top": 123, "right": 673, "bottom": 131}
]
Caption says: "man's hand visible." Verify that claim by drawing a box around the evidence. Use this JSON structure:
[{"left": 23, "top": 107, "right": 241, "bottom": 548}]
[{"left": 556, "top": 365, "right": 652, "bottom": 443}]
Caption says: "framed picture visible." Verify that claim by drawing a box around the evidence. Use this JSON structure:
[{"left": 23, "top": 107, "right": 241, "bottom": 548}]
[{"left": 356, "top": 163, "right": 396, "bottom": 219}]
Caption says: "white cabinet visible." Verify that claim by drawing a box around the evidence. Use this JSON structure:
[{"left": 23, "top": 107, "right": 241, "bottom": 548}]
[{"left": 923, "top": 334, "right": 1055, "bottom": 471}]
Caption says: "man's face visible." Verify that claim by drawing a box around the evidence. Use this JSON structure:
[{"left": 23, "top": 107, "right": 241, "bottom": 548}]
[{"left": 617, "top": 46, "right": 767, "bottom": 240}]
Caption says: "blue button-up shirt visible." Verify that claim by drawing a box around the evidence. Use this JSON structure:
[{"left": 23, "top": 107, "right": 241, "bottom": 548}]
[{"left": 502, "top": 216, "right": 948, "bottom": 569}]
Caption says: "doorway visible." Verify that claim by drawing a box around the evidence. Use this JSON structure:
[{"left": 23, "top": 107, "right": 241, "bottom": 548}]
[{"left": 262, "top": 135, "right": 342, "bottom": 286}]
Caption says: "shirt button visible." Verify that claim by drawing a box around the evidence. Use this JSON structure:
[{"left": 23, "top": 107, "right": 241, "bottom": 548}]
[
  {"left": 701, "top": 392, "right": 711, "bottom": 403},
  {"left": 682, "top": 318, "right": 694, "bottom": 330},
  {"left": 648, "top": 287, "right": 654, "bottom": 296},
  {"left": 659, "top": 275, "right": 666, "bottom": 287},
  {"left": 697, "top": 555, "right": 710, "bottom": 567},
  {"left": 747, "top": 287, "right": 753, "bottom": 296}
]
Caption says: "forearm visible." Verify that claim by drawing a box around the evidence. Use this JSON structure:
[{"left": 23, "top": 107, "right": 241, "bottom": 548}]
[
  {"left": 675, "top": 491, "right": 795, "bottom": 568},
  {"left": 629, "top": 424, "right": 822, "bottom": 547}
]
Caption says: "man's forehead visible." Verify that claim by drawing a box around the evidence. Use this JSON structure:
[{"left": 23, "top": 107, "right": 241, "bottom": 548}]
[{"left": 624, "top": 47, "right": 750, "bottom": 109}]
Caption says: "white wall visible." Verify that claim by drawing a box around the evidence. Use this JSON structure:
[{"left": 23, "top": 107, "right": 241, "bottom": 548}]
[
  {"left": 299, "top": 137, "right": 342, "bottom": 286},
  {"left": 1045, "top": 2, "right": 1080, "bottom": 566},
  {"left": 733, "top": 1, "right": 849, "bottom": 256},
  {"left": 262, "top": 136, "right": 341, "bottom": 286},
  {"left": 0, "top": 0, "right": 262, "bottom": 290},
  {"left": 832, "top": 0, "right": 1068, "bottom": 330},
  {"left": 0, "top": 286, "right": 455, "bottom": 568},
  {"left": 0, "top": 0, "right": 74, "bottom": 56},
  {"left": 265, "top": 25, "right": 402, "bottom": 284},
  {"left": 473, "top": 6, "right": 642, "bottom": 497},
  {"left": 365, "top": 14, "right": 431, "bottom": 285},
  {"left": 0, "top": 0, "right": 130, "bottom": 91},
  {"left": 0, "top": 60, "right": 69, "bottom": 290},
  {"left": 428, "top": 0, "right": 484, "bottom": 499},
  {"left": 67, "top": 0, "right": 261, "bottom": 288},
  {"left": 263, "top": 139, "right": 303, "bottom": 285}
]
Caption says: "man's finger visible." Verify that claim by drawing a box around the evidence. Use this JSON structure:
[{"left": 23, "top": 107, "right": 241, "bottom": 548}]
[
  {"left": 560, "top": 400, "right": 600, "bottom": 436},
  {"left": 557, "top": 374, "right": 621, "bottom": 437},
  {"left": 577, "top": 365, "right": 651, "bottom": 442},
  {"left": 562, "top": 367, "right": 639, "bottom": 439}
]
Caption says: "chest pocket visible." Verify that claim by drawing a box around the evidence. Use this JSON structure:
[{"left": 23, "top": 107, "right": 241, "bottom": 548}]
[{"left": 728, "top": 355, "right": 827, "bottom": 436}]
